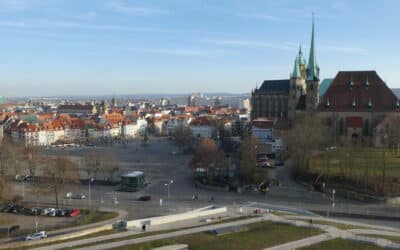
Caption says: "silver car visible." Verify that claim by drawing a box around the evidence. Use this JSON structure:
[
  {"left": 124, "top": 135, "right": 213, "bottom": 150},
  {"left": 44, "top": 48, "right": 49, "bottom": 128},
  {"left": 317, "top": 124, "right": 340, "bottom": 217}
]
[{"left": 25, "top": 231, "right": 47, "bottom": 241}]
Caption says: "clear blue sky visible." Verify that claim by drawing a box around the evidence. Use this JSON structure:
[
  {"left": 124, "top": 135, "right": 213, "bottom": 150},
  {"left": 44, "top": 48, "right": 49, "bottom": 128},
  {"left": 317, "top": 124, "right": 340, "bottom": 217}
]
[{"left": 0, "top": 0, "right": 399, "bottom": 97}]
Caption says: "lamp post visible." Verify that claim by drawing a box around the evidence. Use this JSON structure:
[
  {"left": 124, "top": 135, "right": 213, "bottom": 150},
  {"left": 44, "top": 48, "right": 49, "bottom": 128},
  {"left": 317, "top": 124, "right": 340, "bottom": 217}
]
[
  {"left": 164, "top": 180, "right": 173, "bottom": 198},
  {"left": 88, "top": 178, "right": 94, "bottom": 209}
]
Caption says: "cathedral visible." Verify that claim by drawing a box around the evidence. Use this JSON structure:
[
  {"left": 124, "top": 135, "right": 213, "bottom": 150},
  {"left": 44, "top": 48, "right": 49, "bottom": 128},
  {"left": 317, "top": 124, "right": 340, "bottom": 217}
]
[{"left": 251, "top": 19, "right": 320, "bottom": 121}]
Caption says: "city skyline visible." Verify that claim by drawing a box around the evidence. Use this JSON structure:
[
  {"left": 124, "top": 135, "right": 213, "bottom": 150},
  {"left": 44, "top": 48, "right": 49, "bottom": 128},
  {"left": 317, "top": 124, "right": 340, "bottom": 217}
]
[{"left": 0, "top": 0, "right": 399, "bottom": 96}]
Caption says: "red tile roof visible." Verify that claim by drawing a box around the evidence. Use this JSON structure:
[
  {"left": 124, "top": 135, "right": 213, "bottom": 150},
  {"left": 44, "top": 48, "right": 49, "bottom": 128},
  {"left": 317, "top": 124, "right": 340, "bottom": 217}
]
[
  {"left": 319, "top": 71, "right": 399, "bottom": 112},
  {"left": 252, "top": 118, "right": 274, "bottom": 129}
]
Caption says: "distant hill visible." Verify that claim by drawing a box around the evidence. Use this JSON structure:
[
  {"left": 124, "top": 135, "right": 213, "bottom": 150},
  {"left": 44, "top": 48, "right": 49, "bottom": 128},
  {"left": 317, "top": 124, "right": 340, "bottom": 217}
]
[{"left": 392, "top": 89, "right": 400, "bottom": 98}]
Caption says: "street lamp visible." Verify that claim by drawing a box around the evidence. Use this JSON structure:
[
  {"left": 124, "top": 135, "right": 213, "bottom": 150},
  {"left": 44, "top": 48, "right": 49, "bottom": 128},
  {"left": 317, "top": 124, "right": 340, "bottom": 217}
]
[
  {"left": 113, "top": 192, "right": 119, "bottom": 211},
  {"left": 164, "top": 180, "right": 174, "bottom": 198},
  {"left": 88, "top": 178, "right": 94, "bottom": 209}
]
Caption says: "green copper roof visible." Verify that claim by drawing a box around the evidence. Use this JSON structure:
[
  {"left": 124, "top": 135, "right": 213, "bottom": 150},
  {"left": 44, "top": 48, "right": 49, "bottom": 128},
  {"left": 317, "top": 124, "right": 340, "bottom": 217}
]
[
  {"left": 307, "top": 15, "right": 319, "bottom": 81},
  {"left": 291, "top": 56, "right": 301, "bottom": 78},
  {"left": 298, "top": 45, "right": 306, "bottom": 66},
  {"left": 319, "top": 78, "right": 333, "bottom": 97}
]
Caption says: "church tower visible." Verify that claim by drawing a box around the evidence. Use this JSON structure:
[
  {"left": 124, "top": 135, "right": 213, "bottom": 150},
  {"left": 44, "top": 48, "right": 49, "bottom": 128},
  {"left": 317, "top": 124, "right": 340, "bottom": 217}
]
[
  {"left": 306, "top": 16, "right": 320, "bottom": 111},
  {"left": 288, "top": 49, "right": 306, "bottom": 120}
]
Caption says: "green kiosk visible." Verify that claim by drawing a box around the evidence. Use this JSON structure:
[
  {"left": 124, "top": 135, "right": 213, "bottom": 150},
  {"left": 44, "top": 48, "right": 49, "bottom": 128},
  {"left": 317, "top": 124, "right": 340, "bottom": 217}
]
[{"left": 119, "top": 171, "right": 146, "bottom": 192}]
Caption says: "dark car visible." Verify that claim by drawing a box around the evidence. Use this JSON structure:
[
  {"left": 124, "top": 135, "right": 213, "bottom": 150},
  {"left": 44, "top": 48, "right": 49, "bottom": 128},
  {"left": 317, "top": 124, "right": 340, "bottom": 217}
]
[
  {"left": 1, "top": 204, "right": 13, "bottom": 213},
  {"left": 20, "top": 208, "right": 34, "bottom": 215},
  {"left": 137, "top": 195, "right": 151, "bottom": 201},
  {"left": 112, "top": 220, "right": 127, "bottom": 231},
  {"left": 31, "top": 207, "right": 43, "bottom": 215},
  {"left": 274, "top": 160, "right": 285, "bottom": 166},
  {"left": 8, "top": 204, "right": 24, "bottom": 214},
  {"left": 55, "top": 209, "right": 66, "bottom": 217}
]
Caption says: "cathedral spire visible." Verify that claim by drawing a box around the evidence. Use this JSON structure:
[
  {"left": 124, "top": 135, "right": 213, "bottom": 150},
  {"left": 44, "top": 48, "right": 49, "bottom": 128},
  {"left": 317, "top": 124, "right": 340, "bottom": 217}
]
[
  {"left": 291, "top": 57, "right": 301, "bottom": 78},
  {"left": 298, "top": 44, "right": 306, "bottom": 66},
  {"left": 307, "top": 14, "right": 319, "bottom": 81}
]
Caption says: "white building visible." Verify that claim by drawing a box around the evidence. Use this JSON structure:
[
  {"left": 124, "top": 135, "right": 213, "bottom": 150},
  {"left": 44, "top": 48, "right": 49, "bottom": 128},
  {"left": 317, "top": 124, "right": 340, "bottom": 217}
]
[{"left": 251, "top": 118, "right": 274, "bottom": 144}]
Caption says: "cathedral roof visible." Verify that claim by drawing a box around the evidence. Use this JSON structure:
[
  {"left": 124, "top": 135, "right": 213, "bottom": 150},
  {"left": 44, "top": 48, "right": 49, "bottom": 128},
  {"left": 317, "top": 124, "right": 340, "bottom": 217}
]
[
  {"left": 319, "top": 78, "right": 333, "bottom": 97},
  {"left": 257, "top": 79, "right": 290, "bottom": 94},
  {"left": 319, "top": 71, "right": 399, "bottom": 112}
]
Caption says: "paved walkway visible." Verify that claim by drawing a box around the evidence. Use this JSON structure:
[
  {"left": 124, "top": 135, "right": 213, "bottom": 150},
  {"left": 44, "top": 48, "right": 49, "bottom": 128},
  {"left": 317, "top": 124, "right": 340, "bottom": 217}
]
[
  {"left": 0, "top": 209, "right": 127, "bottom": 249},
  {"left": 16, "top": 209, "right": 400, "bottom": 250}
]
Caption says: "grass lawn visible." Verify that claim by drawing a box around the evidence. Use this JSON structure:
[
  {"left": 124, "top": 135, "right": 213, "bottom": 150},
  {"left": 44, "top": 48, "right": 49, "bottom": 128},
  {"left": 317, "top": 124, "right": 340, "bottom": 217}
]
[
  {"left": 301, "top": 239, "right": 385, "bottom": 250},
  {"left": 56, "top": 216, "right": 255, "bottom": 250},
  {"left": 309, "top": 148, "right": 400, "bottom": 195},
  {"left": 108, "top": 222, "right": 321, "bottom": 250}
]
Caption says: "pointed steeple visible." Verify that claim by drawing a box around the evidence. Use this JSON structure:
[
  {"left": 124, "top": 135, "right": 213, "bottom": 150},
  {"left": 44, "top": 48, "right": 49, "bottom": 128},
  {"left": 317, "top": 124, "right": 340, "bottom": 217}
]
[
  {"left": 291, "top": 57, "right": 301, "bottom": 79},
  {"left": 298, "top": 44, "right": 306, "bottom": 66},
  {"left": 307, "top": 14, "right": 319, "bottom": 81}
]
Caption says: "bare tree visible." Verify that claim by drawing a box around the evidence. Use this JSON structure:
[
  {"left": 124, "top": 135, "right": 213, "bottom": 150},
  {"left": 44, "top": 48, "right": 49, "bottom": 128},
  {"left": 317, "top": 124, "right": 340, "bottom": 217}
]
[
  {"left": 98, "top": 152, "right": 120, "bottom": 183},
  {"left": 83, "top": 151, "right": 100, "bottom": 180},
  {"left": 190, "top": 138, "right": 218, "bottom": 182},
  {"left": 282, "top": 113, "right": 329, "bottom": 175},
  {"left": 0, "top": 176, "right": 11, "bottom": 203},
  {"left": 172, "top": 124, "right": 193, "bottom": 152},
  {"left": 0, "top": 145, "right": 9, "bottom": 176},
  {"left": 23, "top": 146, "right": 40, "bottom": 179},
  {"left": 44, "top": 156, "right": 79, "bottom": 208},
  {"left": 238, "top": 136, "right": 261, "bottom": 185},
  {"left": 381, "top": 116, "right": 400, "bottom": 152}
]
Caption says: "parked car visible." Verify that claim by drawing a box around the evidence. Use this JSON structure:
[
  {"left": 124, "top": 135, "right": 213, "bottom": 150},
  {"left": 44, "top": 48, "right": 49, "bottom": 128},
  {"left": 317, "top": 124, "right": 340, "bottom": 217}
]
[
  {"left": 1, "top": 204, "right": 13, "bottom": 213},
  {"left": 55, "top": 209, "right": 66, "bottom": 217},
  {"left": 31, "top": 207, "right": 43, "bottom": 215},
  {"left": 41, "top": 208, "right": 55, "bottom": 216},
  {"left": 256, "top": 154, "right": 272, "bottom": 168},
  {"left": 9, "top": 204, "right": 24, "bottom": 214},
  {"left": 47, "top": 208, "right": 56, "bottom": 217},
  {"left": 25, "top": 231, "right": 47, "bottom": 241},
  {"left": 71, "top": 194, "right": 86, "bottom": 199},
  {"left": 20, "top": 208, "right": 34, "bottom": 215},
  {"left": 67, "top": 209, "right": 80, "bottom": 217},
  {"left": 274, "top": 160, "right": 285, "bottom": 167},
  {"left": 137, "top": 195, "right": 151, "bottom": 201},
  {"left": 112, "top": 220, "right": 127, "bottom": 231}
]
